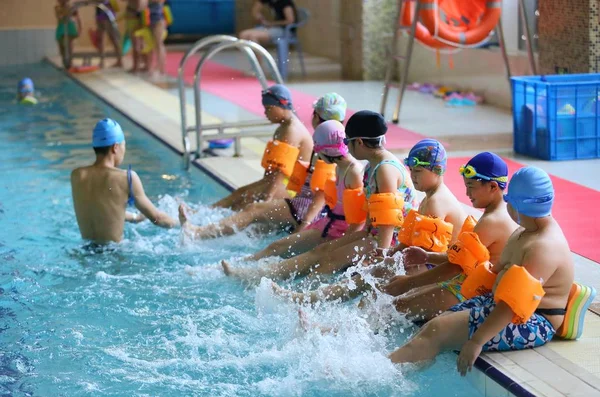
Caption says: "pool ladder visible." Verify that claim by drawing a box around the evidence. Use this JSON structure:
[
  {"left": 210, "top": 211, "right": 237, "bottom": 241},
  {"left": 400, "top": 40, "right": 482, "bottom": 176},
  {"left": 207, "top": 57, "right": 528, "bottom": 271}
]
[
  {"left": 62, "top": 0, "right": 121, "bottom": 69},
  {"left": 380, "top": 0, "right": 537, "bottom": 124},
  {"left": 178, "top": 35, "right": 285, "bottom": 170}
]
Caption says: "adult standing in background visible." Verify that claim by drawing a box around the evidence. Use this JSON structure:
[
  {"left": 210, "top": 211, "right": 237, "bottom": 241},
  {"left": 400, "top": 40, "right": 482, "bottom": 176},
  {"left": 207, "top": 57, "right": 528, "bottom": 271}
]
[{"left": 239, "top": 0, "right": 298, "bottom": 44}]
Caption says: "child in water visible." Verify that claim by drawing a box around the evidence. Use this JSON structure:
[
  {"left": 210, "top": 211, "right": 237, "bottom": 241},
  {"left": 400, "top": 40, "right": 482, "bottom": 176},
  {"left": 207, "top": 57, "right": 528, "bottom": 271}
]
[{"left": 18, "top": 78, "right": 38, "bottom": 105}]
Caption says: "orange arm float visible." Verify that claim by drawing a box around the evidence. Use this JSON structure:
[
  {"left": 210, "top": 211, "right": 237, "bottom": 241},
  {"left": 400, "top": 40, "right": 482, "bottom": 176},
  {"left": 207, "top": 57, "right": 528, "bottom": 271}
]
[
  {"left": 494, "top": 266, "right": 546, "bottom": 324},
  {"left": 367, "top": 192, "right": 405, "bottom": 227},
  {"left": 398, "top": 209, "right": 418, "bottom": 246},
  {"left": 460, "top": 215, "right": 477, "bottom": 234},
  {"left": 447, "top": 232, "right": 490, "bottom": 275},
  {"left": 343, "top": 188, "right": 368, "bottom": 224},
  {"left": 411, "top": 215, "right": 454, "bottom": 252},
  {"left": 324, "top": 179, "right": 337, "bottom": 209},
  {"left": 461, "top": 261, "right": 497, "bottom": 300},
  {"left": 286, "top": 160, "right": 309, "bottom": 194},
  {"left": 310, "top": 160, "right": 336, "bottom": 193},
  {"left": 260, "top": 140, "right": 300, "bottom": 177}
]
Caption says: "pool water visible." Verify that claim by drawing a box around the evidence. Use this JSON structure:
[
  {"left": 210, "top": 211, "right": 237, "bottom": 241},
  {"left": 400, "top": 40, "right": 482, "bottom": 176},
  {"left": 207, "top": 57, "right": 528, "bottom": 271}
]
[{"left": 0, "top": 62, "right": 484, "bottom": 396}]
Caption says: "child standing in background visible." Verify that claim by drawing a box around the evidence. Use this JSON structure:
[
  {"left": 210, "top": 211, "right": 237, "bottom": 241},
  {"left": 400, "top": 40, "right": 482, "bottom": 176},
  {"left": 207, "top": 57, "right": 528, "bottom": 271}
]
[{"left": 55, "top": 0, "right": 82, "bottom": 68}]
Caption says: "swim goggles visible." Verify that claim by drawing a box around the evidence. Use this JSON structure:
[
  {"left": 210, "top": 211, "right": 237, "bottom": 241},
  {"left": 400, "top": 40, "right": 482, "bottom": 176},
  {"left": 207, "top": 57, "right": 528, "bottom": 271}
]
[
  {"left": 343, "top": 136, "right": 386, "bottom": 145},
  {"left": 459, "top": 165, "right": 508, "bottom": 183},
  {"left": 403, "top": 157, "right": 431, "bottom": 168}
]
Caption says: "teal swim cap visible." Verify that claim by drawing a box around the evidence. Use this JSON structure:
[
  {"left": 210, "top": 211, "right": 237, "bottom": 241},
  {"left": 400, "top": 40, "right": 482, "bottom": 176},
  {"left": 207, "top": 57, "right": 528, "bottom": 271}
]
[
  {"left": 504, "top": 166, "right": 554, "bottom": 218},
  {"left": 92, "top": 118, "right": 125, "bottom": 148}
]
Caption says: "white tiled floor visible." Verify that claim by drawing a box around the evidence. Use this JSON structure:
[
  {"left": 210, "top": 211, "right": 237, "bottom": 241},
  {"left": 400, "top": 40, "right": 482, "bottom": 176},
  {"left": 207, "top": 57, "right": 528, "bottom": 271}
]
[{"left": 52, "top": 50, "right": 600, "bottom": 397}]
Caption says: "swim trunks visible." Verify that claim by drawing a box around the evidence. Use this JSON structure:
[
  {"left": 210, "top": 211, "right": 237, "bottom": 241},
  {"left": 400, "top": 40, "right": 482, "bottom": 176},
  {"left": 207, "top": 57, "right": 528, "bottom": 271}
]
[
  {"left": 56, "top": 20, "right": 78, "bottom": 40},
  {"left": 448, "top": 293, "right": 556, "bottom": 351},
  {"left": 438, "top": 273, "right": 467, "bottom": 303},
  {"left": 148, "top": 1, "right": 164, "bottom": 25},
  {"left": 284, "top": 174, "right": 323, "bottom": 227},
  {"left": 307, "top": 208, "right": 348, "bottom": 239}
]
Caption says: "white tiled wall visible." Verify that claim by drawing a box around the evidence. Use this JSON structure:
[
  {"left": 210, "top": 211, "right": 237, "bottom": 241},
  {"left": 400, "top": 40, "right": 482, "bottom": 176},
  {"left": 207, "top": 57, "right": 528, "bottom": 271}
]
[{"left": 0, "top": 28, "right": 58, "bottom": 66}]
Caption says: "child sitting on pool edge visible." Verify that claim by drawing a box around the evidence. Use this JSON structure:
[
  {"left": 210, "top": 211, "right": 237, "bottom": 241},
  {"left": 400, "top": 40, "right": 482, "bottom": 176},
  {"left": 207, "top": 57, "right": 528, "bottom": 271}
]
[
  {"left": 18, "top": 78, "right": 38, "bottom": 105},
  {"left": 388, "top": 167, "right": 577, "bottom": 376},
  {"left": 211, "top": 84, "right": 313, "bottom": 211},
  {"left": 71, "top": 118, "right": 178, "bottom": 245},
  {"left": 179, "top": 92, "right": 347, "bottom": 240}
]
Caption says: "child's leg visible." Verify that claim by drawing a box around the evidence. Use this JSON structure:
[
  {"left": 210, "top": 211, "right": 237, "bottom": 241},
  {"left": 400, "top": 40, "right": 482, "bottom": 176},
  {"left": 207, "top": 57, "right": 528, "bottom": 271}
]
[
  {"left": 226, "top": 232, "right": 375, "bottom": 282},
  {"left": 212, "top": 179, "right": 267, "bottom": 209},
  {"left": 248, "top": 229, "right": 325, "bottom": 261},
  {"left": 97, "top": 22, "right": 106, "bottom": 68},
  {"left": 180, "top": 200, "right": 294, "bottom": 240},
  {"left": 273, "top": 273, "right": 369, "bottom": 304},
  {"left": 388, "top": 310, "right": 470, "bottom": 364},
  {"left": 58, "top": 39, "right": 66, "bottom": 66},
  {"left": 393, "top": 284, "right": 462, "bottom": 322},
  {"left": 107, "top": 22, "right": 123, "bottom": 67},
  {"left": 151, "top": 21, "right": 166, "bottom": 75}
]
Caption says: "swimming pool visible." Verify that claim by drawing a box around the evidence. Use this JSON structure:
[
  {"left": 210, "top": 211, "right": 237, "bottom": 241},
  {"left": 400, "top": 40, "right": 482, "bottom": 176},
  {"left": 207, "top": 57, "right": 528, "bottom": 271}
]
[{"left": 0, "top": 62, "right": 485, "bottom": 396}]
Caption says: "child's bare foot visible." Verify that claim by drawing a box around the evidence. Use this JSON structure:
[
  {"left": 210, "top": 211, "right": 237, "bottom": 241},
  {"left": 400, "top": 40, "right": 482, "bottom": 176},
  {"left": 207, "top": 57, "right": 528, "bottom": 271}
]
[
  {"left": 221, "top": 260, "right": 233, "bottom": 276},
  {"left": 297, "top": 308, "right": 335, "bottom": 335},
  {"left": 298, "top": 308, "right": 310, "bottom": 332},
  {"left": 178, "top": 203, "right": 189, "bottom": 226}
]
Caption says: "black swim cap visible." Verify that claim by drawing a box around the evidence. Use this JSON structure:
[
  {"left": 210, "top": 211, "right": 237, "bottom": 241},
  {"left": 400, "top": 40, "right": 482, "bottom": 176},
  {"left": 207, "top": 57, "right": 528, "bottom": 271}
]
[{"left": 345, "top": 110, "right": 388, "bottom": 139}]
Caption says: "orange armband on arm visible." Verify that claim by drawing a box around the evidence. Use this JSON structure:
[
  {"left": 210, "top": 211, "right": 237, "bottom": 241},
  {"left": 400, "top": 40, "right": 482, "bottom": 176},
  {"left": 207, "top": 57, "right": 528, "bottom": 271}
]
[
  {"left": 398, "top": 209, "right": 418, "bottom": 246},
  {"left": 460, "top": 215, "right": 477, "bottom": 234},
  {"left": 494, "top": 266, "right": 545, "bottom": 324},
  {"left": 260, "top": 140, "right": 300, "bottom": 177},
  {"left": 286, "top": 160, "right": 309, "bottom": 193},
  {"left": 461, "top": 262, "right": 497, "bottom": 299},
  {"left": 324, "top": 179, "right": 337, "bottom": 208},
  {"left": 447, "top": 232, "right": 490, "bottom": 275},
  {"left": 343, "top": 188, "right": 367, "bottom": 224},
  {"left": 310, "top": 160, "right": 336, "bottom": 192},
  {"left": 411, "top": 215, "right": 454, "bottom": 252},
  {"left": 367, "top": 193, "right": 405, "bottom": 227}
]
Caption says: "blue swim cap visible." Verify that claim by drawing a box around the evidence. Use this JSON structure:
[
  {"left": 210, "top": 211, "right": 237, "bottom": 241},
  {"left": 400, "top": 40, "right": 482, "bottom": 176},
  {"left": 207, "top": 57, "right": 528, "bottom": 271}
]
[
  {"left": 465, "top": 152, "right": 508, "bottom": 189},
  {"left": 262, "top": 84, "right": 293, "bottom": 110},
  {"left": 18, "top": 78, "right": 34, "bottom": 94},
  {"left": 408, "top": 139, "right": 447, "bottom": 175},
  {"left": 504, "top": 167, "right": 554, "bottom": 218},
  {"left": 92, "top": 118, "right": 125, "bottom": 148}
]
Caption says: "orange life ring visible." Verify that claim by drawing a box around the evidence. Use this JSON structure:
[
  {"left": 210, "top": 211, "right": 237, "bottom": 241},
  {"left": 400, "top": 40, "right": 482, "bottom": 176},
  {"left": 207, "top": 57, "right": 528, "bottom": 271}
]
[
  {"left": 419, "top": 0, "right": 501, "bottom": 45},
  {"left": 69, "top": 65, "right": 100, "bottom": 74},
  {"left": 400, "top": 1, "right": 452, "bottom": 50}
]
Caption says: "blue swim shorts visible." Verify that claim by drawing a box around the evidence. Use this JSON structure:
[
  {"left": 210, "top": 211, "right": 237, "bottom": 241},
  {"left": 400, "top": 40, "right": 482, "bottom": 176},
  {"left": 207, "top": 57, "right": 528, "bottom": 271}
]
[{"left": 448, "top": 293, "right": 556, "bottom": 352}]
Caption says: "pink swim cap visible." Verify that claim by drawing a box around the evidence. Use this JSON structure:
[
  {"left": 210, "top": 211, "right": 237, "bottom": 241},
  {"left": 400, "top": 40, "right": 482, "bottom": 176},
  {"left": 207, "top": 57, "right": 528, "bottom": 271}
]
[{"left": 313, "top": 120, "right": 348, "bottom": 157}]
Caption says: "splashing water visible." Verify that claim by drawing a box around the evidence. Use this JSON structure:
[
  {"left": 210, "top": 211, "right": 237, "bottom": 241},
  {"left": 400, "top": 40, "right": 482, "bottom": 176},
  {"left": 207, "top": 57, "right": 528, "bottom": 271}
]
[{"left": 0, "top": 63, "right": 483, "bottom": 396}]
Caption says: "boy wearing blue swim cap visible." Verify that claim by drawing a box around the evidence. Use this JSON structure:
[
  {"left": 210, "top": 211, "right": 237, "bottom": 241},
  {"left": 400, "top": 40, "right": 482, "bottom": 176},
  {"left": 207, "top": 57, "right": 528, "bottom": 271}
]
[
  {"left": 209, "top": 84, "right": 313, "bottom": 211},
  {"left": 387, "top": 152, "right": 519, "bottom": 321},
  {"left": 71, "top": 118, "right": 178, "bottom": 244},
  {"left": 389, "top": 167, "right": 576, "bottom": 376},
  {"left": 18, "top": 78, "right": 38, "bottom": 105}
]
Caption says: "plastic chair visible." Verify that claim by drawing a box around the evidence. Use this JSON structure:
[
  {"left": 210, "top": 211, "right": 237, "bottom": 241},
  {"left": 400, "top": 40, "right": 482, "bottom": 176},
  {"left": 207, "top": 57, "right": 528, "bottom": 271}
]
[{"left": 273, "top": 7, "right": 309, "bottom": 81}]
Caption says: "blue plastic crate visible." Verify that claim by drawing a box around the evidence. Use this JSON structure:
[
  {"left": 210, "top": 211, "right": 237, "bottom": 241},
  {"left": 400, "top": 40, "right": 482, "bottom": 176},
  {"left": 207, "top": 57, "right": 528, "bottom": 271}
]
[
  {"left": 168, "top": 0, "right": 235, "bottom": 36},
  {"left": 512, "top": 74, "right": 600, "bottom": 160}
]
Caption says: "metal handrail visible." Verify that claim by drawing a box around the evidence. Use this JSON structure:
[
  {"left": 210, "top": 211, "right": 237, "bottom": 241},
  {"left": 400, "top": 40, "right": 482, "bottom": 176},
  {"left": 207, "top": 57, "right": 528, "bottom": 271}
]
[
  {"left": 63, "top": 0, "right": 120, "bottom": 68},
  {"left": 192, "top": 40, "right": 284, "bottom": 161},
  {"left": 177, "top": 35, "right": 274, "bottom": 165},
  {"left": 178, "top": 35, "right": 240, "bottom": 157}
]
